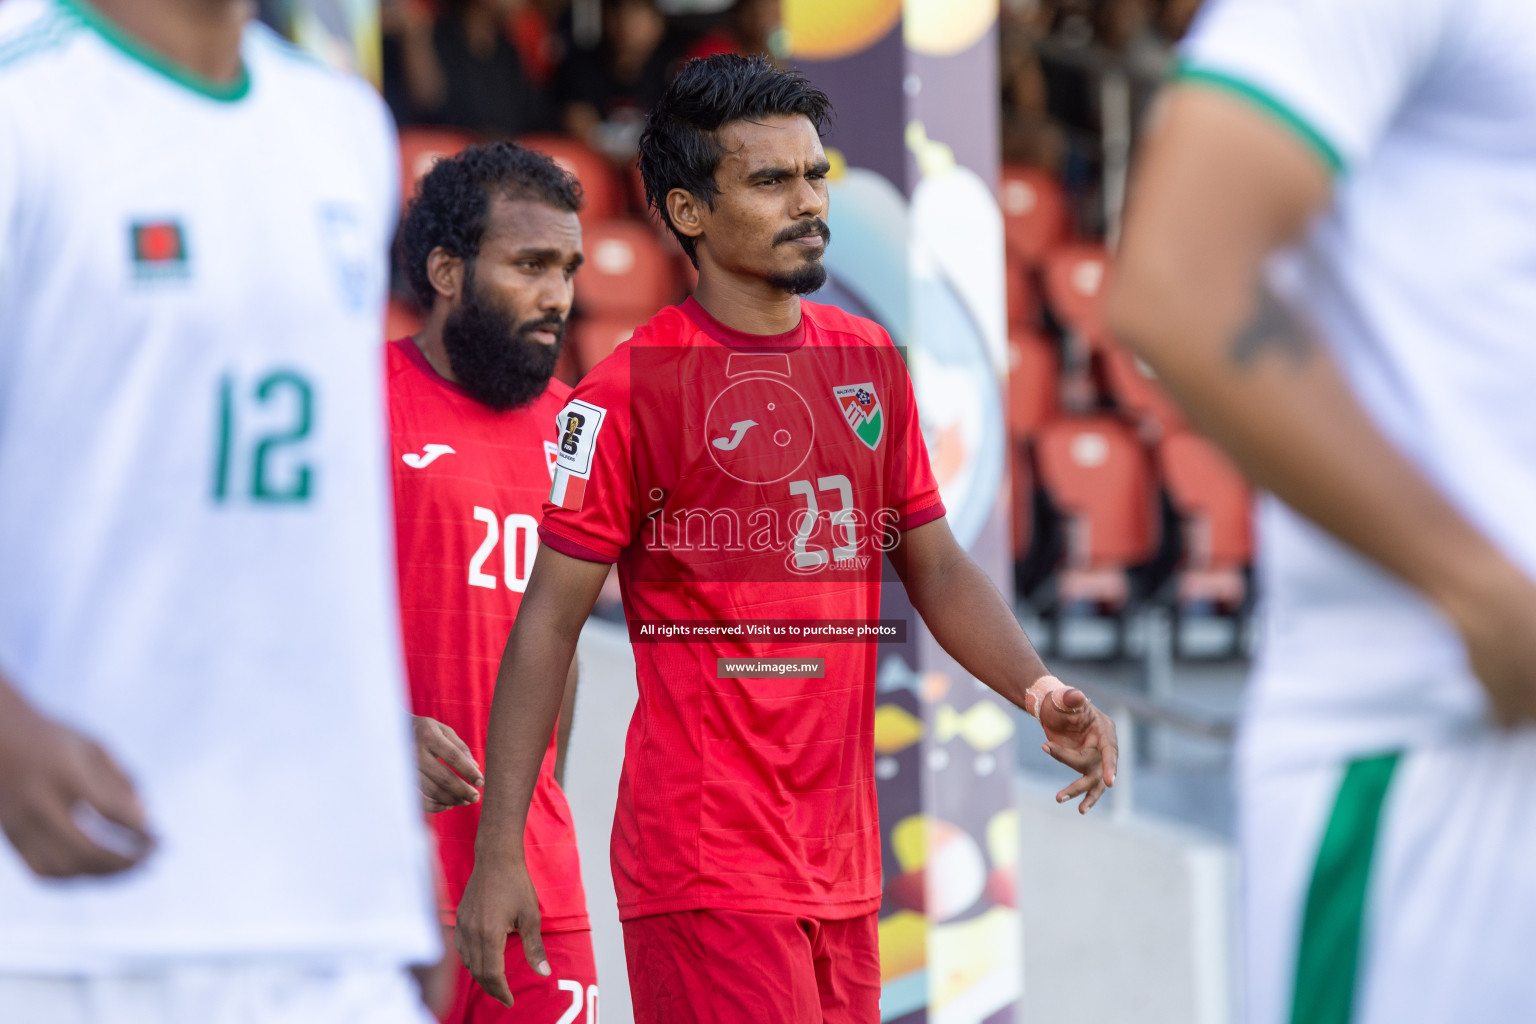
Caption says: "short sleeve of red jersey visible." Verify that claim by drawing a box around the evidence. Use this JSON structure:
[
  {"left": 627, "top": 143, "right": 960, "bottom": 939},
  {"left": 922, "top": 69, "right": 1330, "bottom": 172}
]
[
  {"left": 540, "top": 346, "right": 641, "bottom": 563},
  {"left": 886, "top": 338, "right": 946, "bottom": 532}
]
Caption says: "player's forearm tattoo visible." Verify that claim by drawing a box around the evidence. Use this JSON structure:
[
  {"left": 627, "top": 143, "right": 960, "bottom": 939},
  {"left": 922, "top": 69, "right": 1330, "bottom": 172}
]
[{"left": 1230, "top": 287, "right": 1316, "bottom": 368}]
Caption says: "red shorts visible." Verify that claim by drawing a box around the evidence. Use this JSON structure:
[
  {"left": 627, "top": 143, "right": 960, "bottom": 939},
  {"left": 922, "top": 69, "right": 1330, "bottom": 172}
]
[
  {"left": 440, "top": 929, "right": 598, "bottom": 1024},
  {"left": 623, "top": 909, "right": 880, "bottom": 1024}
]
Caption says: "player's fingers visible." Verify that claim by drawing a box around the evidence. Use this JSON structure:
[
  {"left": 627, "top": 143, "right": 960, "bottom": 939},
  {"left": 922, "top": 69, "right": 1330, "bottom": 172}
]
[
  {"left": 22, "top": 803, "right": 142, "bottom": 878},
  {"left": 417, "top": 758, "right": 479, "bottom": 806},
  {"left": 519, "top": 922, "right": 551, "bottom": 979},
  {"left": 79, "top": 741, "right": 152, "bottom": 839},
  {"left": 1100, "top": 733, "right": 1119, "bottom": 789},
  {"left": 435, "top": 745, "right": 484, "bottom": 790},
  {"left": 432, "top": 724, "right": 484, "bottom": 787},
  {"left": 1039, "top": 687, "right": 1092, "bottom": 735},
  {"left": 1054, "top": 775, "right": 1094, "bottom": 804},
  {"left": 1054, "top": 686, "right": 1090, "bottom": 712},
  {"left": 456, "top": 918, "right": 515, "bottom": 1009},
  {"left": 472, "top": 945, "right": 516, "bottom": 1008},
  {"left": 1041, "top": 741, "right": 1100, "bottom": 774}
]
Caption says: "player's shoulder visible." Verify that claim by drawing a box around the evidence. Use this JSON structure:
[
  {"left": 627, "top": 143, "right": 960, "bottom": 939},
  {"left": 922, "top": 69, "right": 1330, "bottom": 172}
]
[
  {"left": 0, "top": 0, "right": 87, "bottom": 85},
  {"left": 244, "top": 20, "right": 389, "bottom": 123},
  {"left": 584, "top": 304, "right": 689, "bottom": 379},
  {"left": 384, "top": 337, "right": 414, "bottom": 381},
  {"left": 537, "top": 375, "right": 574, "bottom": 409},
  {"left": 544, "top": 374, "right": 574, "bottom": 400},
  {"left": 627, "top": 302, "right": 695, "bottom": 347},
  {"left": 802, "top": 300, "right": 894, "bottom": 348}
]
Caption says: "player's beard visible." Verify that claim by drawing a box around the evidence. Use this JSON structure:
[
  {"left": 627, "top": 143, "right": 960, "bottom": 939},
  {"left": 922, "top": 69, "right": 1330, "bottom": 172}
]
[
  {"left": 443, "top": 268, "right": 564, "bottom": 411},
  {"left": 767, "top": 219, "right": 830, "bottom": 295}
]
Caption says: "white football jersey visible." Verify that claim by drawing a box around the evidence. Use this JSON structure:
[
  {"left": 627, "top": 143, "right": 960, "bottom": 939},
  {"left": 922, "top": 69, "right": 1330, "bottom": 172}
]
[
  {"left": 0, "top": 0, "right": 437, "bottom": 970},
  {"left": 1181, "top": 0, "right": 1536, "bottom": 765}
]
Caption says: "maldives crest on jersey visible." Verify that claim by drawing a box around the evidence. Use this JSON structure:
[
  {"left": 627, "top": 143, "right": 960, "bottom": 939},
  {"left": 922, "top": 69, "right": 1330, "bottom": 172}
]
[{"left": 833, "top": 382, "right": 884, "bottom": 450}]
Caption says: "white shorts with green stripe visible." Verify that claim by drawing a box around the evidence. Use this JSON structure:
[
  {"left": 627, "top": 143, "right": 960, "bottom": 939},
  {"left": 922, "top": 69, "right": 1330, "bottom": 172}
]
[{"left": 1241, "top": 729, "right": 1536, "bottom": 1024}]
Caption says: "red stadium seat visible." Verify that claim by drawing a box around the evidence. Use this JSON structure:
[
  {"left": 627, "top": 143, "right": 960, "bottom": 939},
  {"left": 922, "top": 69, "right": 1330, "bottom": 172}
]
[
  {"left": 1005, "top": 255, "right": 1040, "bottom": 328},
  {"left": 1035, "top": 415, "right": 1158, "bottom": 606},
  {"left": 577, "top": 219, "right": 679, "bottom": 317},
  {"left": 517, "top": 133, "right": 623, "bottom": 223},
  {"left": 1042, "top": 243, "right": 1112, "bottom": 341},
  {"left": 999, "top": 165, "right": 1068, "bottom": 267},
  {"left": 398, "top": 127, "right": 479, "bottom": 207},
  {"left": 1007, "top": 329, "right": 1058, "bottom": 442},
  {"left": 569, "top": 314, "right": 640, "bottom": 376},
  {"left": 385, "top": 295, "right": 424, "bottom": 341},
  {"left": 1099, "top": 344, "right": 1185, "bottom": 439},
  {"left": 1010, "top": 442, "right": 1033, "bottom": 560},
  {"left": 1159, "top": 431, "right": 1252, "bottom": 607}
]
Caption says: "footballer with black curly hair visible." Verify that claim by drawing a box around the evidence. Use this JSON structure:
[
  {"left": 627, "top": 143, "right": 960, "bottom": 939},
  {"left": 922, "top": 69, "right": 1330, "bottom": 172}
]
[{"left": 391, "top": 140, "right": 595, "bottom": 1023}]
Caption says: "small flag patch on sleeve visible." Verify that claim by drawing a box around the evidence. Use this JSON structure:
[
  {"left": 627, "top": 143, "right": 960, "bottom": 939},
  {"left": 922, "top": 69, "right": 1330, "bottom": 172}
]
[{"left": 550, "top": 465, "right": 588, "bottom": 511}]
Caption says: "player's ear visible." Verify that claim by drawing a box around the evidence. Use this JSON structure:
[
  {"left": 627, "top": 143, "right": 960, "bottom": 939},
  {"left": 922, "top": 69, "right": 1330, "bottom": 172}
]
[
  {"left": 667, "top": 188, "right": 707, "bottom": 243},
  {"left": 426, "top": 247, "right": 464, "bottom": 304}
]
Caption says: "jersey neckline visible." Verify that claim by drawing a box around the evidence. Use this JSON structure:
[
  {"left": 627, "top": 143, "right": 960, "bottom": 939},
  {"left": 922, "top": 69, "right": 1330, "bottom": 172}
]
[
  {"left": 57, "top": 0, "right": 252, "bottom": 103},
  {"left": 392, "top": 336, "right": 482, "bottom": 403},
  {"left": 681, "top": 296, "right": 807, "bottom": 353}
]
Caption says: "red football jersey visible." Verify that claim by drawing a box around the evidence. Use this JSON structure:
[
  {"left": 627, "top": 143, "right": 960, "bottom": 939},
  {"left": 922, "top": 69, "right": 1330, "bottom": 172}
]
[
  {"left": 540, "top": 299, "right": 944, "bottom": 921},
  {"left": 387, "top": 338, "right": 589, "bottom": 932}
]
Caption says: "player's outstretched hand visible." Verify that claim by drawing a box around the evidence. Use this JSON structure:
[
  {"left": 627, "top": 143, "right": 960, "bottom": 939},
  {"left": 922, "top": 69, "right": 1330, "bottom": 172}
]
[
  {"left": 0, "top": 696, "right": 154, "bottom": 877},
  {"left": 456, "top": 859, "right": 549, "bottom": 1008},
  {"left": 413, "top": 715, "right": 483, "bottom": 812},
  {"left": 1037, "top": 686, "right": 1118, "bottom": 814}
]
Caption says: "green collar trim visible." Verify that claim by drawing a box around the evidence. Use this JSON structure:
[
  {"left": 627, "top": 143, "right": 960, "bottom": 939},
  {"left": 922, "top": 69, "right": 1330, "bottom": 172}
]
[
  {"left": 56, "top": 0, "right": 250, "bottom": 102},
  {"left": 1174, "top": 62, "right": 1343, "bottom": 176}
]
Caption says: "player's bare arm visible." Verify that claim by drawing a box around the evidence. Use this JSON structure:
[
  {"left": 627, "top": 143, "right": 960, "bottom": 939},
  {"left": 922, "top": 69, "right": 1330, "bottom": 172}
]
[
  {"left": 895, "top": 518, "right": 1118, "bottom": 812},
  {"left": 413, "top": 716, "right": 483, "bottom": 813},
  {"left": 555, "top": 657, "right": 579, "bottom": 788},
  {"left": 456, "top": 546, "right": 608, "bottom": 1007},
  {"left": 1109, "top": 86, "right": 1536, "bottom": 724},
  {"left": 0, "top": 673, "right": 153, "bottom": 877}
]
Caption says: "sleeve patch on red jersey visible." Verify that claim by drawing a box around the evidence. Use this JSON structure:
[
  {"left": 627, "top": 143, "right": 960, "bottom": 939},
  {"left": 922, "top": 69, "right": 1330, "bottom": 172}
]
[
  {"left": 553, "top": 398, "right": 607, "bottom": 477},
  {"left": 543, "top": 440, "right": 560, "bottom": 481},
  {"left": 549, "top": 466, "right": 588, "bottom": 510}
]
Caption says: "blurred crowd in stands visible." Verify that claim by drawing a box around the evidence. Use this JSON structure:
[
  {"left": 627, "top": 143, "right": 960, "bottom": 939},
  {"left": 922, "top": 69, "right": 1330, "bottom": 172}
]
[
  {"left": 381, "top": 0, "right": 781, "bottom": 161},
  {"left": 1001, "top": 0, "right": 1202, "bottom": 237}
]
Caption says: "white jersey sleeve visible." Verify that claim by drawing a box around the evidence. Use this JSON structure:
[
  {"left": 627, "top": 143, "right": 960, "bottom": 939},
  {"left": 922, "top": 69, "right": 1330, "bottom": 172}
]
[
  {"left": 0, "top": 64, "right": 20, "bottom": 333},
  {"left": 1179, "top": 0, "right": 1458, "bottom": 170}
]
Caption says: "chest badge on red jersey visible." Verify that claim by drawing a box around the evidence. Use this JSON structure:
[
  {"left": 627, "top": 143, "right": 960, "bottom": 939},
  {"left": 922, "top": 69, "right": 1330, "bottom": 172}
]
[{"left": 833, "top": 382, "right": 884, "bottom": 450}]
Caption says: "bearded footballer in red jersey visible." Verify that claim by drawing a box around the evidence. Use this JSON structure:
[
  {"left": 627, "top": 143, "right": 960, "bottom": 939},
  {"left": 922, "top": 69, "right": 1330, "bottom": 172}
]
[
  {"left": 392, "top": 143, "right": 597, "bottom": 1023},
  {"left": 458, "top": 57, "right": 1119, "bottom": 1023}
]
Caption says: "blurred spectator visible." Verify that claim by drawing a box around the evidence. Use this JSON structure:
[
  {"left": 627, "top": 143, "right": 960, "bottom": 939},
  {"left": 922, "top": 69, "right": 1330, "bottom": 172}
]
[
  {"left": 554, "top": 0, "right": 679, "bottom": 161},
  {"left": 1095, "top": 0, "right": 1170, "bottom": 83},
  {"left": 510, "top": 0, "right": 568, "bottom": 85},
  {"left": 685, "top": 0, "right": 782, "bottom": 61},
  {"left": 1000, "top": 3, "right": 1065, "bottom": 172},
  {"left": 384, "top": 0, "right": 555, "bottom": 137},
  {"left": 1155, "top": 0, "right": 1203, "bottom": 41}
]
